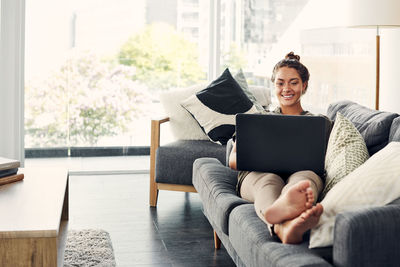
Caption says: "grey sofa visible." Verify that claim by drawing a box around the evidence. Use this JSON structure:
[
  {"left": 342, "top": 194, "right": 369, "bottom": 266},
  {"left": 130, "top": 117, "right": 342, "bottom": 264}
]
[{"left": 193, "top": 100, "right": 400, "bottom": 267}]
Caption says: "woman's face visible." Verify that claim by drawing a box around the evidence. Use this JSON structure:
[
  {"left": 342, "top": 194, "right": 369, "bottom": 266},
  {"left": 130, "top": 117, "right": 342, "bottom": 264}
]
[{"left": 274, "top": 66, "right": 307, "bottom": 108}]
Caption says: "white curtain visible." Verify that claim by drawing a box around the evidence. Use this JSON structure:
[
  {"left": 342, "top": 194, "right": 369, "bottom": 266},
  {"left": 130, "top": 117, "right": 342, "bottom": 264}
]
[{"left": 0, "top": 0, "right": 25, "bottom": 164}]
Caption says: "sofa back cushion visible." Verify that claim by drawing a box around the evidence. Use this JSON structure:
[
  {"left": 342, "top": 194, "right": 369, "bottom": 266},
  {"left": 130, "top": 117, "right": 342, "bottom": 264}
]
[
  {"left": 327, "top": 100, "right": 399, "bottom": 155},
  {"left": 389, "top": 117, "right": 400, "bottom": 142}
]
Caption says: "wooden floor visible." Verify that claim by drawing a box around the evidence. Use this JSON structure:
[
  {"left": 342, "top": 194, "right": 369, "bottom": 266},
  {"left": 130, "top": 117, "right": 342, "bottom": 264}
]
[{"left": 68, "top": 174, "right": 235, "bottom": 266}]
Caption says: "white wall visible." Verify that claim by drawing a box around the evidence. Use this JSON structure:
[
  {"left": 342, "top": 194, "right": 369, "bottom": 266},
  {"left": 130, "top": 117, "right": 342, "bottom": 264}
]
[
  {"left": 380, "top": 29, "right": 400, "bottom": 114},
  {"left": 0, "top": 0, "right": 25, "bottom": 163}
]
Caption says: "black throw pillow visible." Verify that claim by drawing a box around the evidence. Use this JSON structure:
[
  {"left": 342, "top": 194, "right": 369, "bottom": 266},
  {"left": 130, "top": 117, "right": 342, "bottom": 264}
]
[{"left": 180, "top": 68, "right": 257, "bottom": 145}]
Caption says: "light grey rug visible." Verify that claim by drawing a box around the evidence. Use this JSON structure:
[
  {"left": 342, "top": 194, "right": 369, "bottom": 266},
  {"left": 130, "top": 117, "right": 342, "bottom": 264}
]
[{"left": 64, "top": 229, "right": 116, "bottom": 267}]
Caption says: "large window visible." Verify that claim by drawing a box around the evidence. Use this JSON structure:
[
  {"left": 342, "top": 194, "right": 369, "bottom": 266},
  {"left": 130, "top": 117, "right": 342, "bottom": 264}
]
[
  {"left": 25, "top": 0, "right": 209, "bottom": 149},
  {"left": 25, "top": 0, "right": 375, "bottom": 152}
]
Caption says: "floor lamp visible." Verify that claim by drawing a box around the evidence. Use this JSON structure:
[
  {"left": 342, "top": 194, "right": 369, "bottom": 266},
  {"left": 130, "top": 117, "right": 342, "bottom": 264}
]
[{"left": 347, "top": 0, "right": 400, "bottom": 110}]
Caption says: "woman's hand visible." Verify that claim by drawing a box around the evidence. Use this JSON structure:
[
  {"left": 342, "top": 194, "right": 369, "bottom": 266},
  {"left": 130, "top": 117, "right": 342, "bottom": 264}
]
[{"left": 229, "top": 140, "right": 237, "bottom": 170}]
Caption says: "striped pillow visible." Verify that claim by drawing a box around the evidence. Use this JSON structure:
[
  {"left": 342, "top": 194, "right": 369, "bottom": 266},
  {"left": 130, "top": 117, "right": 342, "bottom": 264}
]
[
  {"left": 181, "top": 68, "right": 258, "bottom": 145},
  {"left": 320, "top": 112, "right": 369, "bottom": 199}
]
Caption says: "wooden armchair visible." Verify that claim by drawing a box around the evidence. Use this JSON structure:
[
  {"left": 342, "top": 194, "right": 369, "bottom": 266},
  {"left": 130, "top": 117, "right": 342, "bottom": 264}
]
[{"left": 149, "top": 117, "right": 227, "bottom": 207}]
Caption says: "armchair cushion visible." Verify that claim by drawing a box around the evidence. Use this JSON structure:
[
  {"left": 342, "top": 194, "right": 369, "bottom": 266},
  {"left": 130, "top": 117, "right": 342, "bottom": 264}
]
[
  {"left": 159, "top": 83, "right": 209, "bottom": 140},
  {"left": 159, "top": 70, "right": 269, "bottom": 142},
  {"left": 180, "top": 68, "right": 258, "bottom": 145},
  {"left": 155, "top": 140, "right": 226, "bottom": 185}
]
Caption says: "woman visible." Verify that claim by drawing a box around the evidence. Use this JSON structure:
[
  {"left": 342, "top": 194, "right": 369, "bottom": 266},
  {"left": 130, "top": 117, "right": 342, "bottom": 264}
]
[{"left": 229, "top": 52, "right": 324, "bottom": 244}]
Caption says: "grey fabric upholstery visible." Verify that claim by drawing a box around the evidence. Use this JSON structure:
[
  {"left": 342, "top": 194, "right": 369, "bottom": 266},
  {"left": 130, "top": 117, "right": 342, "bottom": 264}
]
[
  {"left": 226, "top": 138, "right": 234, "bottom": 166},
  {"left": 333, "top": 205, "right": 400, "bottom": 267},
  {"left": 202, "top": 208, "right": 246, "bottom": 267},
  {"left": 229, "top": 205, "right": 332, "bottom": 267},
  {"left": 327, "top": 100, "right": 399, "bottom": 155},
  {"left": 192, "top": 158, "right": 248, "bottom": 234},
  {"left": 389, "top": 196, "right": 400, "bottom": 205},
  {"left": 155, "top": 140, "right": 226, "bottom": 185},
  {"left": 389, "top": 117, "right": 400, "bottom": 142}
]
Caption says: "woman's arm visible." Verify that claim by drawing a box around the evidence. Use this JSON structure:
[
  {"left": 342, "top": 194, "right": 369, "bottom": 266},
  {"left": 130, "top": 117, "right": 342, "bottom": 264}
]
[{"left": 229, "top": 140, "right": 237, "bottom": 170}]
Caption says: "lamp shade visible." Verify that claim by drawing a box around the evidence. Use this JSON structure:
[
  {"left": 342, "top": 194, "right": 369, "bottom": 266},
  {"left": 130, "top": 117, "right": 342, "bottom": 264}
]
[{"left": 348, "top": 0, "right": 400, "bottom": 28}]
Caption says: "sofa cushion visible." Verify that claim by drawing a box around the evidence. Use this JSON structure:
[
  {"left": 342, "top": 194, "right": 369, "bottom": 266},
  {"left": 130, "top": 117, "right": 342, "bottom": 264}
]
[
  {"left": 389, "top": 117, "right": 400, "bottom": 142},
  {"left": 229, "top": 204, "right": 332, "bottom": 267},
  {"left": 310, "top": 142, "right": 400, "bottom": 248},
  {"left": 155, "top": 140, "right": 226, "bottom": 185},
  {"left": 327, "top": 100, "right": 399, "bottom": 155},
  {"left": 192, "top": 158, "right": 248, "bottom": 235},
  {"left": 180, "top": 68, "right": 258, "bottom": 145},
  {"left": 321, "top": 112, "right": 369, "bottom": 199}
]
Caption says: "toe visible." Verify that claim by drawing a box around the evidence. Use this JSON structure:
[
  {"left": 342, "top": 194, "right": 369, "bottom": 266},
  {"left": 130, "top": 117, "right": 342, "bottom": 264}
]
[
  {"left": 296, "top": 180, "right": 311, "bottom": 192},
  {"left": 306, "top": 188, "right": 314, "bottom": 201},
  {"left": 315, "top": 203, "right": 324, "bottom": 216}
]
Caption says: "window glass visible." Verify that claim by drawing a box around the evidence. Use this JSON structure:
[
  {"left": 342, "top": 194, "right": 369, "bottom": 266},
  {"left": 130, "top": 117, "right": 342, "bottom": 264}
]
[
  {"left": 25, "top": 0, "right": 209, "bottom": 148},
  {"left": 300, "top": 28, "right": 375, "bottom": 114},
  {"left": 219, "top": 0, "right": 374, "bottom": 114},
  {"left": 25, "top": 0, "right": 375, "bottom": 150},
  {"left": 219, "top": 0, "right": 310, "bottom": 86}
]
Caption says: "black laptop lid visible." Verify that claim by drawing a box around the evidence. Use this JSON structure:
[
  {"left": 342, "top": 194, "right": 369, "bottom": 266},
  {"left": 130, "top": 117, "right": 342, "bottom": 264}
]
[{"left": 235, "top": 113, "right": 328, "bottom": 177}]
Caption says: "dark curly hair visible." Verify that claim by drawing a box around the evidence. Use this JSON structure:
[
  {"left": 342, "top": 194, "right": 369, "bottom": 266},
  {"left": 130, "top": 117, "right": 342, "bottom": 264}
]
[{"left": 271, "top": 52, "right": 310, "bottom": 91}]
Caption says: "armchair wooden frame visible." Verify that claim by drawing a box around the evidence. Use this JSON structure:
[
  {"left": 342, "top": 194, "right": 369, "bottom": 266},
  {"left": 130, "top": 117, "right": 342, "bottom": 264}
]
[{"left": 150, "top": 117, "right": 197, "bottom": 207}]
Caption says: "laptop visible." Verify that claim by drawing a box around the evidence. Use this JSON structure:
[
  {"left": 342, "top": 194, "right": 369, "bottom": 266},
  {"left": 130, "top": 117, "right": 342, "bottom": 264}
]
[{"left": 235, "top": 113, "right": 329, "bottom": 177}]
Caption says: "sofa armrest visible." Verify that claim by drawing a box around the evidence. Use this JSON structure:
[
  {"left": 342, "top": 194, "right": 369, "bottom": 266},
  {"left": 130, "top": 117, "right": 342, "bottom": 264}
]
[
  {"left": 149, "top": 116, "right": 170, "bottom": 206},
  {"left": 333, "top": 204, "right": 400, "bottom": 267}
]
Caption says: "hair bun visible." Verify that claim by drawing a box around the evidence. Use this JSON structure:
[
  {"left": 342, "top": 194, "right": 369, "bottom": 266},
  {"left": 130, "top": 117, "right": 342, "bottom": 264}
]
[{"left": 285, "top": 52, "right": 300, "bottom": 61}]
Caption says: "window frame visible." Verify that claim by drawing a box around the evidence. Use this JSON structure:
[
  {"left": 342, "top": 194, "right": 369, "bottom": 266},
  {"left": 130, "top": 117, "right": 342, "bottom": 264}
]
[{"left": 0, "top": 0, "right": 25, "bottom": 163}]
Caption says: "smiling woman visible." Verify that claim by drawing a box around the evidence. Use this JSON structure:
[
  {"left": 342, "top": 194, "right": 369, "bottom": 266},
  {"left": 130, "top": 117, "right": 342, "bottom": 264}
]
[
  {"left": 271, "top": 52, "right": 310, "bottom": 115},
  {"left": 228, "top": 52, "right": 331, "bottom": 244}
]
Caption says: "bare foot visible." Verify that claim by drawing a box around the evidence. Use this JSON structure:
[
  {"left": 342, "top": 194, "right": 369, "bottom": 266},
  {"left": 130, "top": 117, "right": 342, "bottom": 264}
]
[
  {"left": 264, "top": 180, "right": 314, "bottom": 224},
  {"left": 275, "top": 203, "right": 323, "bottom": 244}
]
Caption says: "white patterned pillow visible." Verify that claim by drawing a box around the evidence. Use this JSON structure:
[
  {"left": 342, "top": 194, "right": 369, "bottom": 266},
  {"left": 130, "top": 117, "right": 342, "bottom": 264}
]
[
  {"left": 159, "top": 70, "right": 267, "bottom": 141},
  {"left": 159, "top": 83, "right": 209, "bottom": 140},
  {"left": 320, "top": 112, "right": 369, "bottom": 199},
  {"left": 310, "top": 141, "right": 400, "bottom": 248}
]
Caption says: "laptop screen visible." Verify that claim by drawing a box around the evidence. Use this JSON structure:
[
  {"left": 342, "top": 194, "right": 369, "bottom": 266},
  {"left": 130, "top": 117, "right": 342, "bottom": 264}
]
[{"left": 235, "top": 113, "right": 329, "bottom": 177}]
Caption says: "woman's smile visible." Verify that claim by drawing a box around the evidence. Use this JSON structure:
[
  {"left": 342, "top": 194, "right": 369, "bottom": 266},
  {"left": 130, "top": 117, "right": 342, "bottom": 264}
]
[{"left": 282, "top": 94, "right": 295, "bottom": 100}]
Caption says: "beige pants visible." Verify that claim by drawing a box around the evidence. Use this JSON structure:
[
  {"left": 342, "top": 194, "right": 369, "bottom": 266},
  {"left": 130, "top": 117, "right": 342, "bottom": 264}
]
[{"left": 240, "top": 170, "right": 323, "bottom": 232}]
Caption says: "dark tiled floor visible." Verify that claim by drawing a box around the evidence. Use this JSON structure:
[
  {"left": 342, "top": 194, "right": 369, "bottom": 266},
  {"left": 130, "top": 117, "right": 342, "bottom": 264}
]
[{"left": 67, "top": 173, "right": 235, "bottom": 267}]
